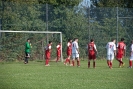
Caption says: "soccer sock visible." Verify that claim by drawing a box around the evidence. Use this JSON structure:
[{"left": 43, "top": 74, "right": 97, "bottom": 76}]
[
  {"left": 45, "top": 59, "right": 48, "bottom": 65},
  {"left": 68, "top": 59, "right": 71, "bottom": 64},
  {"left": 65, "top": 58, "right": 68, "bottom": 64},
  {"left": 88, "top": 61, "right": 90, "bottom": 68},
  {"left": 72, "top": 60, "right": 75, "bottom": 66},
  {"left": 93, "top": 61, "right": 95, "bottom": 68},
  {"left": 107, "top": 60, "right": 110, "bottom": 66},
  {"left": 110, "top": 62, "right": 112, "bottom": 68},
  {"left": 129, "top": 60, "right": 132, "bottom": 67},
  {"left": 77, "top": 60, "right": 80, "bottom": 66},
  {"left": 118, "top": 60, "right": 123, "bottom": 66}
]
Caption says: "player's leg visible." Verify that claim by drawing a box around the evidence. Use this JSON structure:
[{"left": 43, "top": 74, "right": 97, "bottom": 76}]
[
  {"left": 107, "top": 55, "right": 110, "bottom": 67},
  {"left": 88, "top": 54, "right": 91, "bottom": 68},
  {"left": 93, "top": 54, "right": 96, "bottom": 68},
  {"left": 109, "top": 53, "right": 114, "bottom": 69},
  {"left": 72, "top": 53, "right": 75, "bottom": 66},
  {"left": 128, "top": 55, "right": 133, "bottom": 68},
  {"left": 76, "top": 53, "right": 80, "bottom": 67}
]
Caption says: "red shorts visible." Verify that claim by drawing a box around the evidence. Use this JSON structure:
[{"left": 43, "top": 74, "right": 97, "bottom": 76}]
[
  {"left": 88, "top": 54, "right": 96, "bottom": 60},
  {"left": 116, "top": 53, "right": 123, "bottom": 59},
  {"left": 57, "top": 52, "right": 61, "bottom": 57},
  {"left": 67, "top": 51, "right": 71, "bottom": 56},
  {"left": 45, "top": 52, "right": 50, "bottom": 59}
]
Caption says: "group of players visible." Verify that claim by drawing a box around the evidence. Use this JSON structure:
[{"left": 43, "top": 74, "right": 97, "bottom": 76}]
[{"left": 24, "top": 38, "right": 133, "bottom": 69}]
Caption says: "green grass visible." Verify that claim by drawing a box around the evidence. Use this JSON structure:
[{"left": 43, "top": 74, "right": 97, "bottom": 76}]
[{"left": 0, "top": 59, "right": 133, "bottom": 89}]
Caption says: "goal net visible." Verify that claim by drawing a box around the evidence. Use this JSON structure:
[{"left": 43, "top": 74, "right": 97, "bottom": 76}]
[{"left": 0, "top": 30, "right": 63, "bottom": 62}]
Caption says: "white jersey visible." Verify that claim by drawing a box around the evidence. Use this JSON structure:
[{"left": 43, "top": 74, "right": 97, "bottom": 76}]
[
  {"left": 72, "top": 41, "right": 79, "bottom": 54},
  {"left": 130, "top": 44, "right": 133, "bottom": 60},
  {"left": 106, "top": 42, "right": 116, "bottom": 55}
]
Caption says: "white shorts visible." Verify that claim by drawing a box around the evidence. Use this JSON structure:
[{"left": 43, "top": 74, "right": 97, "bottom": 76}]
[
  {"left": 130, "top": 54, "right": 133, "bottom": 60},
  {"left": 72, "top": 53, "right": 79, "bottom": 60},
  {"left": 107, "top": 53, "right": 114, "bottom": 60}
]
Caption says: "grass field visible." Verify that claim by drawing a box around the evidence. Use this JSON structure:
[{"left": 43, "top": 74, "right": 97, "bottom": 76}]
[{"left": 0, "top": 59, "right": 133, "bottom": 89}]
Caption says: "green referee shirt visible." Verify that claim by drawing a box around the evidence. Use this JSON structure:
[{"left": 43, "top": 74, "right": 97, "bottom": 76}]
[{"left": 25, "top": 42, "right": 31, "bottom": 53}]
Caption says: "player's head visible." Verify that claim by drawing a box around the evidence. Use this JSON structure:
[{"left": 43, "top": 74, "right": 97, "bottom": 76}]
[
  {"left": 90, "top": 39, "right": 94, "bottom": 42},
  {"left": 132, "top": 40, "right": 133, "bottom": 44},
  {"left": 49, "top": 41, "right": 52, "bottom": 44},
  {"left": 111, "top": 38, "right": 116, "bottom": 43},
  {"left": 27, "top": 38, "right": 30, "bottom": 42},
  {"left": 68, "top": 39, "right": 72, "bottom": 42},
  {"left": 74, "top": 38, "right": 78, "bottom": 42},
  {"left": 121, "top": 38, "right": 125, "bottom": 41}
]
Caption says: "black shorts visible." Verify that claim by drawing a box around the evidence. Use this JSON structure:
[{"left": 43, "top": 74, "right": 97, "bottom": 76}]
[{"left": 25, "top": 52, "right": 30, "bottom": 57}]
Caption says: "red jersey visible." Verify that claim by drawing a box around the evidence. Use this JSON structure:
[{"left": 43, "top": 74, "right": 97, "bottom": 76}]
[
  {"left": 45, "top": 44, "right": 52, "bottom": 59},
  {"left": 57, "top": 44, "right": 61, "bottom": 56},
  {"left": 67, "top": 42, "right": 72, "bottom": 56},
  {"left": 117, "top": 42, "right": 126, "bottom": 54},
  {"left": 88, "top": 42, "right": 96, "bottom": 55}
]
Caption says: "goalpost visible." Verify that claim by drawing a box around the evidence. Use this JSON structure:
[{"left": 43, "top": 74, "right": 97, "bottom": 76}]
[{"left": 0, "top": 30, "right": 63, "bottom": 62}]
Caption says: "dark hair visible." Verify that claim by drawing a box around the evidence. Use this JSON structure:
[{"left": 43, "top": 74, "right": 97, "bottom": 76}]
[
  {"left": 111, "top": 38, "right": 115, "bottom": 41},
  {"left": 27, "top": 38, "right": 30, "bottom": 41},
  {"left": 68, "top": 39, "right": 72, "bottom": 42},
  {"left": 90, "top": 39, "right": 94, "bottom": 42},
  {"left": 121, "top": 38, "right": 125, "bottom": 41},
  {"left": 49, "top": 41, "right": 52, "bottom": 44},
  {"left": 74, "top": 38, "right": 78, "bottom": 41}
]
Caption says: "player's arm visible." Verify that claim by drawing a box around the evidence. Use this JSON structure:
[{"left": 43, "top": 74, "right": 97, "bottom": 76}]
[
  {"left": 49, "top": 46, "right": 52, "bottom": 52},
  {"left": 76, "top": 43, "right": 80, "bottom": 54},
  {"left": 114, "top": 44, "right": 116, "bottom": 56},
  {"left": 94, "top": 44, "right": 97, "bottom": 53},
  {"left": 123, "top": 45, "right": 126, "bottom": 56}
]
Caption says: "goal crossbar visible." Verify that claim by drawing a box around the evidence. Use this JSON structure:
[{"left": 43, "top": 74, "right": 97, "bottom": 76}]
[{"left": 0, "top": 30, "right": 63, "bottom": 62}]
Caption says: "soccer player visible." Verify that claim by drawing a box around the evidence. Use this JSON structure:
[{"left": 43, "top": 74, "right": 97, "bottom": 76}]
[
  {"left": 24, "top": 38, "right": 32, "bottom": 64},
  {"left": 64, "top": 39, "right": 72, "bottom": 66},
  {"left": 106, "top": 39, "right": 116, "bottom": 69},
  {"left": 71, "top": 38, "right": 80, "bottom": 67},
  {"left": 56, "top": 42, "right": 61, "bottom": 62},
  {"left": 87, "top": 39, "right": 97, "bottom": 68},
  {"left": 116, "top": 38, "right": 126, "bottom": 68},
  {"left": 128, "top": 40, "right": 133, "bottom": 68},
  {"left": 45, "top": 41, "right": 52, "bottom": 66}
]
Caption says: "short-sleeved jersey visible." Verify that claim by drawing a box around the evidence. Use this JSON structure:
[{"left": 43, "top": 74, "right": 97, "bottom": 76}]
[
  {"left": 57, "top": 44, "right": 61, "bottom": 53},
  {"left": 88, "top": 42, "right": 97, "bottom": 55},
  {"left": 45, "top": 44, "right": 52, "bottom": 54},
  {"left": 117, "top": 42, "right": 126, "bottom": 54},
  {"left": 72, "top": 41, "right": 79, "bottom": 54},
  {"left": 67, "top": 42, "right": 72, "bottom": 52},
  {"left": 131, "top": 44, "right": 133, "bottom": 52},
  {"left": 25, "top": 42, "right": 31, "bottom": 53},
  {"left": 106, "top": 42, "right": 116, "bottom": 55}
]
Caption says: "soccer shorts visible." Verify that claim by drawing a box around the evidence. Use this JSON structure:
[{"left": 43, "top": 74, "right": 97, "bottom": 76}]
[
  {"left": 45, "top": 52, "right": 50, "bottom": 59},
  {"left": 116, "top": 53, "right": 123, "bottom": 59},
  {"left": 67, "top": 51, "right": 71, "bottom": 56},
  {"left": 25, "top": 52, "right": 30, "bottom": 57},
  {"left": 89, "top": 54, "right": 96, "bottom": 60},
  {"left": 72, "top": 53, "right": 79, "bottom": 59},
  {"left": 107, "top": 53, "right": 114, "bottom": 60}
]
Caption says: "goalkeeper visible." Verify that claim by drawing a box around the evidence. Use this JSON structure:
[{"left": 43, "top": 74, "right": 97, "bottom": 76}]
[{"left": 24, "top": 38, "right": 32, "bottom": 64}]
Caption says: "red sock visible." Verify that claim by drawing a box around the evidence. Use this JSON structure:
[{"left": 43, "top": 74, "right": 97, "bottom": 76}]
[
  {"left": 118, "top": 60, "right": 123, "bottom": 66},
  {"left": 88, "top": 62, "right": 90, "bottom": 68},
  {"left": 45, "top": 59, "right": 48, "bottom": 65},
  {"left": 129, "top": 60, "right": 132, "bottom": 67},
  {"left": 77, "top": 60, "right": 80, "bottom": 66},
  {"left": 68, "top": 58, "right": 70, "bottom": 64},
  {"left": 72, "top": 60, "right": 75, "bottom": 66},
  {"left": 110, "top": 62, "right": 112, "bottom": 68},
  {"left": 93, "top": 61, "right": 95, "bottom": 68},
  {"left": 64, "top": 58, "right": 68, "bottom": 64},
  {"left": 107, "top": 60, "right": 110, "bottom": 66}
]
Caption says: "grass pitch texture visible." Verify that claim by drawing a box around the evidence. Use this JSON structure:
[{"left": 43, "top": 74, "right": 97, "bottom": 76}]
[{"left": 0, "top": 59, "right": 133, "bottom": 89}]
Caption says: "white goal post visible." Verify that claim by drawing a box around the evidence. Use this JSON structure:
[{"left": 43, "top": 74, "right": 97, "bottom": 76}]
[{"left": 0, "top": 30, "right": 63, "bottom": 62}]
